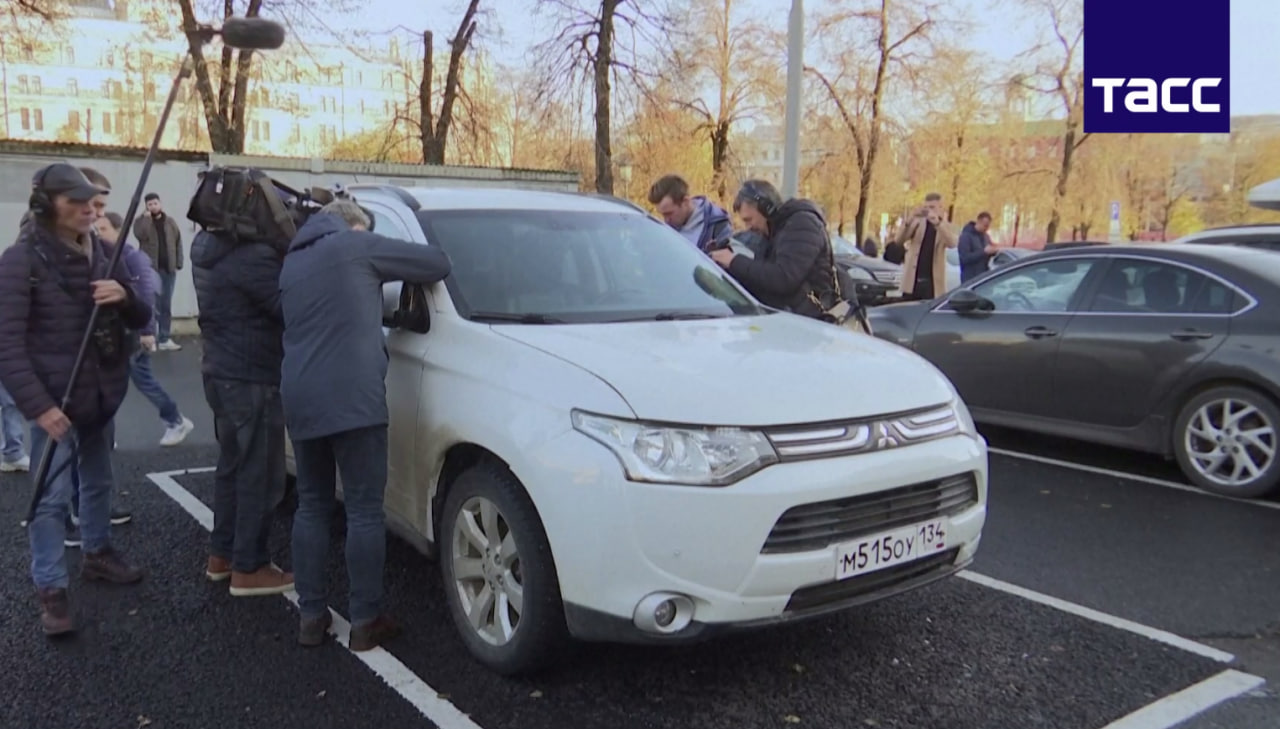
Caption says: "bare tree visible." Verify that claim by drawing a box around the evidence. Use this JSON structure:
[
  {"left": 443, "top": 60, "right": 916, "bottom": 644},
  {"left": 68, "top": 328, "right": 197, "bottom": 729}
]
[
  {"left": 666, "top": 0, "right": 766, "bottom": 201},
  {"left": 412, "top": 0, "right": 481, "bottom": 164},
  {"left": 174, "top": 0, "right": 265, "bottom": 154},
  {"left": 1014, "top": 0, "right": 1090, "bottom": 244},
  {"left": 534, "top": 0, "right": 669, "bottom": 194},
  {"left": 808, "top": 0, "right": 935, "bottom": 242}
]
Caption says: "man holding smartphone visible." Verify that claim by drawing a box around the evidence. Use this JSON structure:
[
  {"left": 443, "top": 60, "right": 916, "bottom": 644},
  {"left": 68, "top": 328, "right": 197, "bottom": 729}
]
[{"left": 894, "top": 192, "right": 958, "bottom": 300}]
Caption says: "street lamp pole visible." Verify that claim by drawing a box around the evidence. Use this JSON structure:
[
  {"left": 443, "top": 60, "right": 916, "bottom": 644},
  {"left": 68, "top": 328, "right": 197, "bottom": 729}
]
[{"left": 781, "top": 0, "right": 803, "bottom": 198}]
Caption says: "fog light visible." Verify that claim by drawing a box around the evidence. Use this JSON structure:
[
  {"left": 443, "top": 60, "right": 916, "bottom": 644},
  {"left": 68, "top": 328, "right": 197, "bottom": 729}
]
[
  {"left": 654, "top": 599, "right": 676, "bottom": 628},
  {"left": 633, "top": 592, "right": 695, "bottom": 634}
]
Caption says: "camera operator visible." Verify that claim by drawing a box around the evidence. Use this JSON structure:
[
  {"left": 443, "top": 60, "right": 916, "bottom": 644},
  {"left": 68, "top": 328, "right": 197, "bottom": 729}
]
[
  {"left": 709, "top": 179, "right": 837, "bottom": 321},
  {"left": 0, "top": 163, "right": 152, "bottom": 635},
  {"left": 190, "top": 185, "right": 294, "bottom": 598},
  {"left": 281, "top": 200, "right": 451, "bottom": 652}
]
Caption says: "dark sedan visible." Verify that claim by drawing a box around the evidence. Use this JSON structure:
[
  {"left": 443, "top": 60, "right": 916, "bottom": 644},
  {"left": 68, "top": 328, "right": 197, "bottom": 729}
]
[{"left": 867, "top": 244, "right": 1280, "bottom": 498}]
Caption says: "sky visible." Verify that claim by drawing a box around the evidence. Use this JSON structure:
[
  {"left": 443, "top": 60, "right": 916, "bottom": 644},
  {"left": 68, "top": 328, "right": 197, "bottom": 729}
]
[{"left": 333, "top": 0, "right": 1280, "bottom": 118}]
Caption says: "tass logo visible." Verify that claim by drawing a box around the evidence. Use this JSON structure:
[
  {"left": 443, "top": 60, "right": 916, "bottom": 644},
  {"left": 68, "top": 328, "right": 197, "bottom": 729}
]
[{"left": 1083, "top": 0, "right": 1230, "bottom": 133}]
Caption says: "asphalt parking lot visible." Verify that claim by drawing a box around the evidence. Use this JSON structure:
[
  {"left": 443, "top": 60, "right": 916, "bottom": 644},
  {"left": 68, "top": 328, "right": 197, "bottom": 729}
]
[{"left": 2, "top": 337, "right": 1277, "bottom": 729}]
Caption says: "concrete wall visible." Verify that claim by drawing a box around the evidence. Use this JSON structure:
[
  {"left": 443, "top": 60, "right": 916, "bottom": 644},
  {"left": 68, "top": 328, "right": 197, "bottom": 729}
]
[{"left": 1, "top": 146, "right": 580, "bottom": 322}]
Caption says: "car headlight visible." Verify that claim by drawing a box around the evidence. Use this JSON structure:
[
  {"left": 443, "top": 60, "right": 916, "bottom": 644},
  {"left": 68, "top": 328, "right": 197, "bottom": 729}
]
[
  {"left": 571, "top": 410, "right": 778, "bottom": 486},
  {"left": 846, "top": 266, "right": 874, "bottom": 281}
]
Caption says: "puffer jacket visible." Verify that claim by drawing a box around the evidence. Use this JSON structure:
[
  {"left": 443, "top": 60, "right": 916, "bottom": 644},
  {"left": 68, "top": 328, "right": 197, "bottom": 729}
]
[
  {"left": 726, "top": 199, "right": 836, "bottom": 319},
  {"left": 190, "top": 230, "right": 285, "bottom": 384},
  {"left": 0, "top": 222, "right": 150, "bottom": 428}
]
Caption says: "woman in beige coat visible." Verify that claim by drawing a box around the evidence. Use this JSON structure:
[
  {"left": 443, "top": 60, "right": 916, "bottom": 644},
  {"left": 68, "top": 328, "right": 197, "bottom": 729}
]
[{"left": 895, "top": 192, "right": 959, "bottom": 299}]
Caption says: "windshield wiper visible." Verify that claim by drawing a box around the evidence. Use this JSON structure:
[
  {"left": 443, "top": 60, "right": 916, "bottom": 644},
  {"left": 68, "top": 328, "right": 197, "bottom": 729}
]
[
  {"left": 468, "top": 312, "right": 565, "bottom": 324},
  {"left": 612, "top": 312, "right": 728, "bottom": 322}
]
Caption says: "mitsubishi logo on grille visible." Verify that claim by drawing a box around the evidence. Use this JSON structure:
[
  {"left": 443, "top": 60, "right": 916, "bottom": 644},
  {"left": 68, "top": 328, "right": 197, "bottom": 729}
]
[{"left": 874, "top": 421, "right": 901, "bottom": 449}]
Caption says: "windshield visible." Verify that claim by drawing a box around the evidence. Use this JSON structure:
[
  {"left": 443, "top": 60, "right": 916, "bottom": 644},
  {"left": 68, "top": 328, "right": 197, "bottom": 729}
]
[
  {"left": 419, "top": 209, "right": 766, "bottom": 323},
  {"left": 831, "top": 235, "right": 862, "bottom": 257}
]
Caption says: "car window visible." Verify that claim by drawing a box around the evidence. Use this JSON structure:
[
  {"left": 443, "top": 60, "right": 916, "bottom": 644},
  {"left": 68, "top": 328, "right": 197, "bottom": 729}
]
[
  {"left": 967, "top": 258, "right": 1097, "bottom": 312},
  {"left": 1086, "top": 260, "right": 1239, "bottom": 314},
  {"left": 419, "top": 209, "right": 764, "bottom": 322},
  {"left": 365, "top": 205, "right": 414, "bottom": 240}
]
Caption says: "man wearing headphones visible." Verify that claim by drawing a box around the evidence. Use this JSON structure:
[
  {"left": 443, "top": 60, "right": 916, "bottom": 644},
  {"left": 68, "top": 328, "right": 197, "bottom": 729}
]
[
  {"left": 0, "top": 163, "right": 152, "bottom": 635},
  {"left": 710, "top": 179, "right": 838, "bottom": 320}
]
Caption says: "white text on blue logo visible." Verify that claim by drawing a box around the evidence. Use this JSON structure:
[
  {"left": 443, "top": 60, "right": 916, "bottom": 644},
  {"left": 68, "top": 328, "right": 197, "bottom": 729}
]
[{"left": 1090, "top": 77, "right": 1222, "bottom": 113}]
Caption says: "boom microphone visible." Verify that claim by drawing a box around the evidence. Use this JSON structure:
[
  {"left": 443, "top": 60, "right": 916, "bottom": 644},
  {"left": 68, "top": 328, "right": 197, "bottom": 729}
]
[{"left": 191, "top": 17, "right": 287, "bottom": 50}]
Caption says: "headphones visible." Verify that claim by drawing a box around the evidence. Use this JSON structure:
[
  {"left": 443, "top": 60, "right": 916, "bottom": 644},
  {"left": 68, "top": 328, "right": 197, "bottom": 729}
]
[
  {"left": 28, "top": 165, "right": 56, "bottom": 218},
  {"left": 738, "top": 180, "right": 778, "bottom": 218}
]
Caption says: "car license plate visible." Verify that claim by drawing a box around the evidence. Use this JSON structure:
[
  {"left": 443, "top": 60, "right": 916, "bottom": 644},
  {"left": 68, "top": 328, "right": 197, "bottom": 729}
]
[{"left": 834, "top": 520, "right": 948, "bottom": 580}]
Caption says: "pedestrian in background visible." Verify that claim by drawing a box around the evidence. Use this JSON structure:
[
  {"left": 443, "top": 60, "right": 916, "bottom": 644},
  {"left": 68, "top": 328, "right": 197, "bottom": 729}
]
[
  {"left": 280, "top": 200, "right": 451, "bottom": 651},
  {"left": 93, "top": 210, "right": 195, "bottom": 447},
  {"left": 957, "top": 212, "right": 999, "bottom": 283},
  {"left": 0, "top": 381, "right": 28, "bottom": 472},
  {"left": 0, "top": 163, "right": 150, "bottom": 635},
  {"left": 132, "top": 192, "right": 183, "bottom": 351},
  {"left": 647, "top": 174, "right": 733, "bottom": 251},
  {"left": 895, "top": 192, "right": 959, "bottom": 300}
]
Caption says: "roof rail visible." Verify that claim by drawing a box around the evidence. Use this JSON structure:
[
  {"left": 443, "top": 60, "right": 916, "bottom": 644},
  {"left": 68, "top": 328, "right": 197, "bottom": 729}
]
[
  {"left": 556, "top": 191, "right": 650, "bottom": 215},
  {"left": 345, "top": 184, "right": 421, "bottom": 211},
  {"left": 1201, "top": 223, "right": 1280, "bottom": 231}
]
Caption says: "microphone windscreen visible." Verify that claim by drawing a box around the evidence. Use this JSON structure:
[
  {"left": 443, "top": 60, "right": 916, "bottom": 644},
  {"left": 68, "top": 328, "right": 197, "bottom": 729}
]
[{"left": 220, "top": 17, "right": 286, "bottom": 50}]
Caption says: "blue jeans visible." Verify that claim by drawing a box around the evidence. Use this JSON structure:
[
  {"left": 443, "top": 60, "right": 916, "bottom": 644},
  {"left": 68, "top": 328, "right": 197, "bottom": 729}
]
[
  {"left": 291, "top": 425, "right": 389, "bottom": 625},
  {"left": 130, "top": 349, "right": 181, "bottom": 426},
  {"left": 0, "top": 381, "right": 25, "bottom": 463},
  {"left": 157, "top": 271, "right": 176, "bottom": 342},
  {"left": 28, "top": 424, "right": 115, "bottom": 588}
]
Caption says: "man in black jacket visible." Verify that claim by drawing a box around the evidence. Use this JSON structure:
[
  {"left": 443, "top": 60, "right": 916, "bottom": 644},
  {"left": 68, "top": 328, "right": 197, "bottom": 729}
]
[
  {"left": 0, "top": 163, "right": 151, "bottom": 635},
  {"left": 710, "top": 179, "right": 836, "bottom": 320},
  {"left": 190, "top": 220, "right": 293, "bottom": 597}
]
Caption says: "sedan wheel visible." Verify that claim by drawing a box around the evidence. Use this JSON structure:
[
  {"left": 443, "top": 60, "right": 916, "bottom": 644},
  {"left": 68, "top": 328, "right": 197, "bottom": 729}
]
[
  {"left": 451, "top": 496, "right": 523, "bottom": 646},
  {"left": 439, "top": 463, "right": 568, "bottom": 675},
  {"left": 1175, "top": 386, "right": 1280, "bottom": 498}
]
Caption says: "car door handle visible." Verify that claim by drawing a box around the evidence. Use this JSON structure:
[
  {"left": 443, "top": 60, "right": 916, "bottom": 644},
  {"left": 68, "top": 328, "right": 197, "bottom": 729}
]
[
  {"left": 1024, "top": 326, "right": 1058, "bottom": 339},
  {"left": 1170, "top": 328, "right": 1215, "bottom": 341}
]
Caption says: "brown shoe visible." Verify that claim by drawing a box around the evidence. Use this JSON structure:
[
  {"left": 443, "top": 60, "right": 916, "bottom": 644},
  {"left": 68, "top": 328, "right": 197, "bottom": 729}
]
[
  {"left": 81, "top": 548, "right": 143, "bottom": 584},
  {"left": 349, "top": 614, "right": 402, "bottom": 652},
  {"left": 298, "top": 610, "right": 334, "bottom": 647},
  {"left": 38, "top": 587, "right": 75, "bottom": 636},
  {"left": 229, "top": 565, "right": 294, "bottom": 597},
  {"left": 206, "top": 555, "right": 232, "bottom": 582}
]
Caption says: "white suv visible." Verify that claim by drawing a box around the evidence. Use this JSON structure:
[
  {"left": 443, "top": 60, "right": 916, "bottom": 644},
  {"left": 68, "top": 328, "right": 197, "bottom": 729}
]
[
  {"left": 1173, "top": 224, "right": 1280, "bottom": 252},
  {"left": 285, "top": 185, "right": 989, "bottom": 675}
]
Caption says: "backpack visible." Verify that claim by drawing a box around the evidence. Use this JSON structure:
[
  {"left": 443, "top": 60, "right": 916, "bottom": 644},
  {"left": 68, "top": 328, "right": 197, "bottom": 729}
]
[{"left": 186, "top": 166, "right": 301, "bottom": 243}]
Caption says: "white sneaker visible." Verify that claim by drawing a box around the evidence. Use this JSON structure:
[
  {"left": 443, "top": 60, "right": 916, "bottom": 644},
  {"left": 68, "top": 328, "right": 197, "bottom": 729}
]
[
  {"left": 0, "top": 455, "right": 30, "bottom": 472},
  {"left": 160, "top": 416, "right": 194, "bottom": 447},
  {"left": 158, "top": 339, "right": 182, "bottom": 351}
]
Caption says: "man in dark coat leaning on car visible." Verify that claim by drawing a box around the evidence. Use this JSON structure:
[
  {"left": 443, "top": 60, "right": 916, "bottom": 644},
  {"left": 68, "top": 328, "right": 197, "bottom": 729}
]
[
  {"left": 710, "top": 179, "right": 838, "bottom": 320},
  {"left": 0, "top": 163, "right": 152, "bottom": 635},
  {"left": 190, "top": 199, "right": 295, "bottom": 598},
  {"left": 280, "top": 199, "right": 452, "bottom": 652}
]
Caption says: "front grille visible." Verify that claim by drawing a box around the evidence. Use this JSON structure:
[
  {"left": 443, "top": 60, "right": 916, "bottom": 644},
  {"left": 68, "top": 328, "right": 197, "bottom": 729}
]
[
  {"left": 764, "top": 405, "right": 961, "bottom": 462},
  {"left": 761, "top": 473, "right": 979, "bottom": 554},
  {"left": 785, "top": 548, "right": 960, "bottom": 613}
]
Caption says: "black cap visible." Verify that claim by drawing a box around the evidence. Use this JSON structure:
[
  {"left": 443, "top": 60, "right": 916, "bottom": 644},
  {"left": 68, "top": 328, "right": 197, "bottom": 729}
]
[{"left": 32, "top": 163, "right": 107, "bottom": 202}]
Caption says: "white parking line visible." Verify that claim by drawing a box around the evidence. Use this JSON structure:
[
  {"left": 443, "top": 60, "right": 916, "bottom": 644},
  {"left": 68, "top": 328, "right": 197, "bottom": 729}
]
[
  {"left": 988, "top": 447, "right": 1280, "bottom": 511},
  {"left": 1098, "top": 669, "right": 1266, "bottom": 729},
  {"left": 959, "top": 571, "right": 1236, "bottom": 663},
  {"left": 146, "top": 469, "right": 485, "bottom": 729}
]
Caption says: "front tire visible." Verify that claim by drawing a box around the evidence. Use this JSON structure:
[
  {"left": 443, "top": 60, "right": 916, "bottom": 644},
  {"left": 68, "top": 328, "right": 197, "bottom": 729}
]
[
  {"left": 1173, "top": 385, "right": 1280, "bottom": 499},
  {"left": 439, "top": 463, "right": 568, "bottom": 676}
]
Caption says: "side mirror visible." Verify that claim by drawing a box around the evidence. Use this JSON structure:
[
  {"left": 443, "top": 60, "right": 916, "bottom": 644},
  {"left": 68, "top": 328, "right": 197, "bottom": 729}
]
[
  {"left": 396, "top": 283, "right": 431, "bottom": 334},
  {"left": 946, "top": 288, "right": 993, "bottom": 314},
  {"left": 381, "top": 282, "right": 400, "bottom": 327}
]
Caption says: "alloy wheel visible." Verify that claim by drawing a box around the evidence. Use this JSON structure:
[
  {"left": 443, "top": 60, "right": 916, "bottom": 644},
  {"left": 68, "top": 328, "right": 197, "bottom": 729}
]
[
  {"left": 1184, "top": 397, "right": 1278, "bottom": 489},
  {"left": 450, "top": 496, "right": 524, "bottom": 646}
]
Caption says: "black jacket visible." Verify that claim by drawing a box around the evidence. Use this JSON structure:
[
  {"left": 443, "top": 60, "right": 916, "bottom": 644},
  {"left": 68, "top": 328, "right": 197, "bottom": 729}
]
[
  {"left": 190, "top": 230, "right": 285, "bottom": 384},
  {"left": 726, "top": 199, "right": 835, "bottom": 319},
  {"left": 0, "top": 223, "right": 150, "bottom": 427}
]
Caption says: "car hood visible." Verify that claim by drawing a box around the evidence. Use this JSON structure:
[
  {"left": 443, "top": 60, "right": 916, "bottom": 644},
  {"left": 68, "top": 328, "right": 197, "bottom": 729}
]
[
  {"left": 494, "top": 314, "right": 955, "bottom": 426},
  {"left": 837, "top": 254, "right": 902, "bottom": 273}
]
